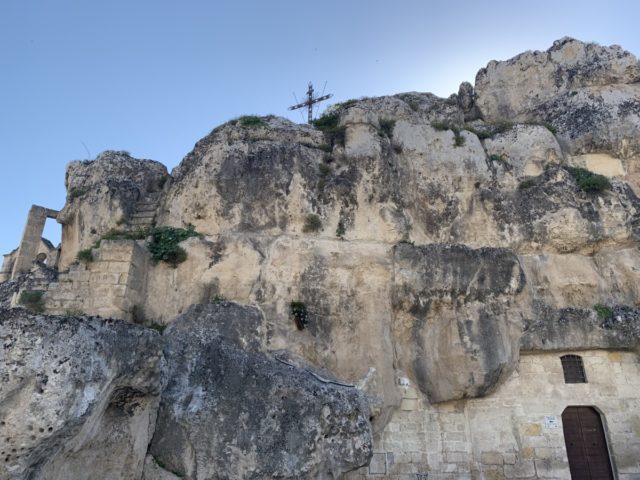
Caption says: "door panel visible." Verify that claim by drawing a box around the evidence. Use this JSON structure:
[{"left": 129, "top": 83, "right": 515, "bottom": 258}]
[{"left": 562, "top": 407, "right": 614, "bottom": 480}]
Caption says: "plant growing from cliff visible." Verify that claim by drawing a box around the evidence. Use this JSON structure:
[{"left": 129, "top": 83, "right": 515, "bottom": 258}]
[
  {"left": 313, "top": 113, "right": 346, "bottom": 147},
  {"left": 518, "top": 178, "right": 537, "bottom": 190},
  {"left": 594, "top": 304, "right": 614, "bottom": 321},
  {"left": 211, "top": 294, "right": 226, "bottom": 304},
  {"left": 303, "top": 214, "right": 322, "bottom": 233},
  {"left": 378, "top": 119, "right": 395, "bottom": 138},
  {"left": 239, "top": 115, "right": 264, "bottom": 128},
  {"left": 76, "top": 248, "right": 94, "bottom": 263},
  {"left": 290, "top": 301, "right": 308, "bottom": 330},
  {"left": 563, "top": 166, "right": 611, "bottom": 193},
  {"left": 430, "top": 121, "right": 465, "bottom": 147},
  {"left": 147, "top": 226, "right": 200, "bottom": 267},
  {"left": 318, "top": 163, "right": 331, "bottom": 192},
  {"left": 336, "top": 220, "right": 346, "bottom": 239},
  {"left": 18, "top": 290, "right": 45, "bottom": 313}
]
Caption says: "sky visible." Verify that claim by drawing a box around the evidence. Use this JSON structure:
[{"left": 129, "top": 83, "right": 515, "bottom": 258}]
[{"left": 1, "top": 0, "right": 639, "bottom": 256}]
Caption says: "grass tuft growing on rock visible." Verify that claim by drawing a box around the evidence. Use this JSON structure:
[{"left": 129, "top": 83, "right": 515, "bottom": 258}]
[
  {"left": 431, "top": 121, "right": 465, "bottom": 147},
  {"left": 18, "top": 290, "right": 45, "bottom": 313},
  {"left": 290, "top": 301, "right": 308, "bottom": 330},
  {"left": 378, "top": 119, "right": 395, "bottom": 138},
  {"left": 313, "top": 113, "right": 346, "bottom": 147},
  {"left": 594, "top": 304, "right": 614, "bottom": 321},
  {"left": 76, "top": 248, "right": 93, "bottom": 263},
  {"left": 303, "top": 214, "right": 322, "bottom": 233},
  {"left": 563, "top": 166, "right": 611, "bottom": 193},
  {"left": 239, "top": 115, "right": 264, "bottom": 128}
]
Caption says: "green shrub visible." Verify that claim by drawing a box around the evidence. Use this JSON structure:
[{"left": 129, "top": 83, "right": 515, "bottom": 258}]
[
  {"left": 64, "top": 308, "right": 84, "bottom": 316},
  {"left": 336, "top": 220, "right": 346, "bottom": 239},
  {"left": 313, "top": 113, "right": 346, "bottom": 147},
  {"left": 148, "top": 322, "right": 167, "bottom": 334},
  {"left": 519, "top": 179, "right": 537, "bottom": 190},
  {"left": 147, "top": 226, "right": 199, "bottom": 267},
  {"left": 431, "top": 121, "right": 451, "bottom": 131},
  {"left": 239, "top": 115, "right": 264, "bottom": 128},
  {"left": 593, "top": 304, "right": 613, "bottom": 320},
  {"left": 313, "top": 113, "right": 340, "bottom": 131},
  {"left": 211, "top": 294, "right": 226, "bottom": 304},
  {"left": 18, "top": 290, "right": 45, "bottom": 313},
  {"left": 76, "top": 248, "right": 93, "bottom": 263},
  {"left": 303, "top": 214, "right": 322, "bottom": 233},
  {"left": 379, "top": 119, "right": 396, "bottom": 138},
  {"left": 290, "top": 301, "right": 308, "bottom": 330},
  {"left": 563, "top": 166, "right": 611, "bottom": 193}
]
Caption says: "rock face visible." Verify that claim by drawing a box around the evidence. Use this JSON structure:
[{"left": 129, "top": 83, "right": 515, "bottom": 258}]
[
  {"left": 475, "top": 37, "right": 640, "bottom": 178},
  {"left": 147, "top": 303, "right": 372, "bottom": 480},
  {"left": 392, "top": 244, "right": 528, "bottom": 402},
  {"left": 0, "top": 308, "right": 165, "bottom": 480},
  {"left": 57, "top": 151, "right": 168, "bottom": 269},
  {"left": 3, "top": 37, "right": 640, "bottom": 480}
]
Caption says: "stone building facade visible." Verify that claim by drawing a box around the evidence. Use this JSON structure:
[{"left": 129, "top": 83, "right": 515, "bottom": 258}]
[{"left": 348, "top": 349, "right": 640, "bottom": 479}]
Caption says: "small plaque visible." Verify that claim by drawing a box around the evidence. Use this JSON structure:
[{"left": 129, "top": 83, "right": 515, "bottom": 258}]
[{"left": 544, "top": 415, "right": 559, "bottom": 428}]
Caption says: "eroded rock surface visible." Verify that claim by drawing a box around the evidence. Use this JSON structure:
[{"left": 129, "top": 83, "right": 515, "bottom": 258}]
[
  {"left": 392, "top": 244, "right": 528, "bottom": 402},
  {"left": 0, "top": 308, "right": 165, "bottom": 480},
  {"left": 57, "top": 151, "right": 168, "bottom": 269},
  {"left": 475, "top": 37, "right": 640, "bottom": 166},
  {"left": 147, "top": 303, "right": 373, "bottom": 480}
]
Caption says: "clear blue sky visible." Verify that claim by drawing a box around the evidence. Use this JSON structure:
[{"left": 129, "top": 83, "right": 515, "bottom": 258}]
[{"left": 1, "top": 0, "right": 638, "bottom": 255}]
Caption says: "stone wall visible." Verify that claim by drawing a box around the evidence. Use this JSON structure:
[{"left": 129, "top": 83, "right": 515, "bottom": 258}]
[
  {"left": 45, "top": 240, "right": 148, "bottom": 320},
  {"left": 346, "top": 349, "right": 640, "bottom": 479}
]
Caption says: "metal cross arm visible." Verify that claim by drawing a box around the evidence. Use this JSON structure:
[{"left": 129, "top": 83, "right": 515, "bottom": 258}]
[{"left": 288, "top": 82, "right": 333, "bottom": 124}]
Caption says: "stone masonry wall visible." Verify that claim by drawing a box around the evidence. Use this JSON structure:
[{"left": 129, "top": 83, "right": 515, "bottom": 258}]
[
  {"left": 45, "top": 240, "right": 148, "bottom": 321},
  {"left": 346, "top": 349, "right": 640, "bottom": 480}
]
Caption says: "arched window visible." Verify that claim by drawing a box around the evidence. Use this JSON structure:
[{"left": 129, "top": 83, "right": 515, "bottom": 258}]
[{"left": 560, "top": 355, "right": 587, "bottom": 383}]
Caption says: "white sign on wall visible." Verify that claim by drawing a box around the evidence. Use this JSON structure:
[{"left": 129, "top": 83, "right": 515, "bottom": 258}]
[{"left": 544, "top": 415, "right": 559, "bottom": 428}]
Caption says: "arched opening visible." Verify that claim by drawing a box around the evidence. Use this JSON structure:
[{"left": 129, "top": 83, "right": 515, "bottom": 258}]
[{"left": 562, "top": 406, "right": 614, "bottom": 479}]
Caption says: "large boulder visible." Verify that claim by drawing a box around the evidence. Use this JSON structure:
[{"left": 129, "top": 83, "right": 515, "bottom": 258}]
[
  {"left": 392, "top": 243, "right": 529, "bottom": 403},
  {"left": 147, "top": 303, "right": 373, "bottom": 480},
  {"left": 0, "top": 308, "right": 165, "bottom": 480}
]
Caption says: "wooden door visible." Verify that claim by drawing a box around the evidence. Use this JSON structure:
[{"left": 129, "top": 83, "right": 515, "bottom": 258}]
[{"left": 562, "top": 407, "right": 614, "bottom": 480}]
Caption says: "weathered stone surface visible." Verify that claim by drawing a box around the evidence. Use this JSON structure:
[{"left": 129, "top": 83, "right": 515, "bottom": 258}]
[
  {"left": 0, "top": 308, "right": 165, "bottom": 480},
  {"left": 147, "top": 303, "right": 373, "bottom": 480},
  {"left": 57, "top": 151, "right": 168, "bottom": 269},
  {"left": 521, "top": 303, "right": 640, "bottom": 353},
  {"left": 475, "top": 38, "right": 640, "bottom": 184},
  {"left": 392, "top": 243, "right": 528, "bottom": 403}
]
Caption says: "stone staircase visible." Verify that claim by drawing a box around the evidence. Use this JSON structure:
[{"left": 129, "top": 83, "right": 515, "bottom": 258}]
[{"left": 128, "top": 192, "right": 161, "bottom": 231}]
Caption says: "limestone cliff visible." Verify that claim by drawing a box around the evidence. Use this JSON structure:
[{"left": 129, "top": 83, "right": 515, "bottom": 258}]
[{"left": 2, "top": 37, "right": 640, "bottom": 480}]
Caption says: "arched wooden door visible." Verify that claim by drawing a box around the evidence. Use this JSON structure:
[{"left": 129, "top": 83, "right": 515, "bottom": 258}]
[{"left": 562, "top": 407, "right": 614, "bottom": 480}]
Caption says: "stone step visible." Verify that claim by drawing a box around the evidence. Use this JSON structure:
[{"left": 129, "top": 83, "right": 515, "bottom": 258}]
[
  {"left": 129, "top": 218, "right": 155, "bottom": 227},
  {"left": 131, "top": 211, "right": 156, "bottom": 219},
  {"left": 135, "top": 203, "right": 158, "bottom": 212}
]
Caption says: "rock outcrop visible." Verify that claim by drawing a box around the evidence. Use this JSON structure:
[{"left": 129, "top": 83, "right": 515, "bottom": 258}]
[
  {"left": 146, "top": 303, "right": 372, "bottom": 480},
  {"left": 475, "top": 37, "right": 640, "bottom": 185},
  {"left": 2, "top": 37, "right": 640, "bottom": 479},
  {"left": 57, "top": 151, "right": 168, "bottom": 269},
  {"left": 392, "top": 243, "right": 528, "bottom": 402},
  {"left": 0, "top": 308, "right": 165, "bottom": 480}
]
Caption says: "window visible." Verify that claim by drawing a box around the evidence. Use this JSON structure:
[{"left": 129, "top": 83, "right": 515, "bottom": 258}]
[{"left": 561, "top": 355, "right": 587, "bottom": 383}]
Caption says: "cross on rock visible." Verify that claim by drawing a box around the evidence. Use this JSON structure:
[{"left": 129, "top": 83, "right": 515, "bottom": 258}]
[{"left": 288, "top": 82, "right": 333, "bottom": 124}]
